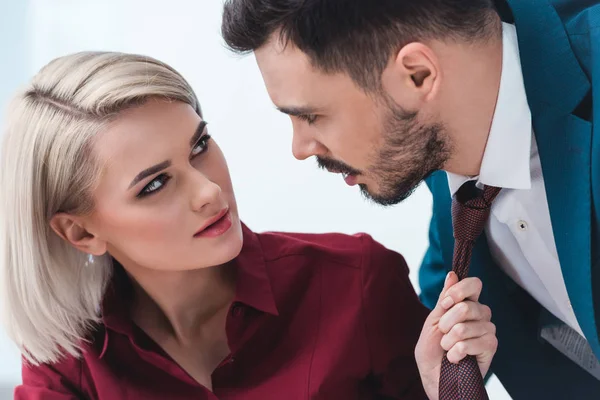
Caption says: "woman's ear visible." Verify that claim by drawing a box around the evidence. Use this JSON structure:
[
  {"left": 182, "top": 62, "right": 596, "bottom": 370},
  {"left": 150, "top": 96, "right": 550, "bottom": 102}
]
[{"left": 50, "top": 213, "right": 107, "bottom": 256}]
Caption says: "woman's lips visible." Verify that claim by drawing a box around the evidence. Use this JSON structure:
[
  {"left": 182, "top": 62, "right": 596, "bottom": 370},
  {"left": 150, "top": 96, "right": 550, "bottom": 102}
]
[{"left": 194, "top": 209, "right": 232, "bottom": 238}]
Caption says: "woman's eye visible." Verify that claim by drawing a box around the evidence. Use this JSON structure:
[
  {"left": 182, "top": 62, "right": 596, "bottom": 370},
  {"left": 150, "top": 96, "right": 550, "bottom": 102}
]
[
  {"left": 138, "top": 174, "right": 170, "bottom": 198},
  {"left": 136, "top": 134, "right": 211, "bottom": 199},
  {"left": 191, "top": 134, "right": 211, "bottom": 157}
]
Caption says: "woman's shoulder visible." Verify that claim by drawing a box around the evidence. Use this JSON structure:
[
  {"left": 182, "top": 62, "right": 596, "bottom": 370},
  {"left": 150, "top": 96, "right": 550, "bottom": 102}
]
[
  {"left": 252, "top": 229, "right": 424, "bottom": 340},
  {"left": 16, "top": 329, "right": 107, "bottom": 399},
  {"left": 17, "top": 349, "right": 87, "bottom": 398},
  {"left": 258, "top": 230, "right": 366, "bottom": 261},
  {"left": 254, "top": 230, "right": 408, "bottom": 274}
]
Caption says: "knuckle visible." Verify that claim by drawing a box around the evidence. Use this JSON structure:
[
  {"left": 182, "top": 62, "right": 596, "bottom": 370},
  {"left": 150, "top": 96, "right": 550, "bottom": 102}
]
[
  {"left": 473, "top": 278, "right": 483, "bottom": 293},
  {"left": 456, "top": 302, "right": 470, "bottom": 318},
  {"left": 488, "top": 335, "right": 499, "bottom": 350},
  {"left": 453, "top": 322, "right": 468, "bottom": 338},
  {"left": 482, "top": 305, "right": 492, "bottom": 320},
  {"left": 447, "top": 287, "right": 460, "bottom": 302},
  {"left": 450, "top": 281, "right": 468, "bottom": 301},
  {"left": 455, "top": 341, "right": 468, "bottom": 355}
]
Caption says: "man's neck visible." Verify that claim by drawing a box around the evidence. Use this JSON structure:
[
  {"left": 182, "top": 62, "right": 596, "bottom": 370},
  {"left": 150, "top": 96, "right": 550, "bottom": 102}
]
[{"left": 440, "top": 29, "right": 504, "bottom": 176}]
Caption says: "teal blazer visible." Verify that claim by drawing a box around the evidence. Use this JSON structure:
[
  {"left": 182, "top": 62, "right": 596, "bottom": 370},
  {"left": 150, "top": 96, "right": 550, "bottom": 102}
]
[{"left": 419, "top": 1, "right": 600, "bottom": 398}]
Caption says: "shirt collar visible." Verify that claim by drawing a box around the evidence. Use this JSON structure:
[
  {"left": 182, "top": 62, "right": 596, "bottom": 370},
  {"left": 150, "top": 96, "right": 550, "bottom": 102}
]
[
  {"left": 446, "top": 22, "right": 532, "bottom": 197},
  {"left": 231, "top": 223, "right": 279, "bottom": 316},
  {"left": 98, "top": 222, "right": 278, "bottom": 358}
]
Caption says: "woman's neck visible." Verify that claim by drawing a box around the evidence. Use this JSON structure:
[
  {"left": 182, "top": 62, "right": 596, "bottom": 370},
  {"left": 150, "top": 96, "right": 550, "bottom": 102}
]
[{"left": 128, "top": 263, "right": 236, "bottom": 346}]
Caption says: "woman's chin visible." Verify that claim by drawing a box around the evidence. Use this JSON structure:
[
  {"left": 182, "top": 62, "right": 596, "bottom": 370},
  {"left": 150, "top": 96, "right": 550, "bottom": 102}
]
[{"left": 194, "top": 220, "right": 244, "bottom": 268}]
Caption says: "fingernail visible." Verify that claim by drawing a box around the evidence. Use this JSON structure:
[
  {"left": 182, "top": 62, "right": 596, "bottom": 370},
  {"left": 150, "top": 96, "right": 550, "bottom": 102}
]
[
  {"left": 445, "top": 272, "right": 452, "bottom": 284},
  {"left": 441, "top": 296, "right": 454, "bottom": 310}
]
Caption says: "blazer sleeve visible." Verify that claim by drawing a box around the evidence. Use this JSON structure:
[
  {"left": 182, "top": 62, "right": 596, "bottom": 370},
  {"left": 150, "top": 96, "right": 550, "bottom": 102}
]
[{"left": 419, "top": 173, "right": 453, "bottom": 310}]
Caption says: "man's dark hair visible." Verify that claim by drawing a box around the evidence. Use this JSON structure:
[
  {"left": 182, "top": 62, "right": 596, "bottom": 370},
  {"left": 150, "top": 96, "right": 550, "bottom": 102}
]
[{"left": 222, "top": 0, "right": 500, "bottom": 90}]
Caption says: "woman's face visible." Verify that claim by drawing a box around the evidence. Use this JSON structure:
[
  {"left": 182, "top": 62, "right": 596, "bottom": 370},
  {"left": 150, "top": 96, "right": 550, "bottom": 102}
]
[{"left": 84, "top": 99, "right": 243, "bottom": 271}]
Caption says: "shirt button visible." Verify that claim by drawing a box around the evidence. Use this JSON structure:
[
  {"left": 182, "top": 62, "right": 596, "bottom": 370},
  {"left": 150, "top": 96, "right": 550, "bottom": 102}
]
[{"left": 517, "top": 220, "right": 528, "bottom": 231}]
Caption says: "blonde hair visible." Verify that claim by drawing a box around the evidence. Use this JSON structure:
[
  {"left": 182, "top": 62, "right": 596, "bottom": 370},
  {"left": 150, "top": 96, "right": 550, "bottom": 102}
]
[{"left": 0, "top": 51, "right": 200, "bottom": 365}]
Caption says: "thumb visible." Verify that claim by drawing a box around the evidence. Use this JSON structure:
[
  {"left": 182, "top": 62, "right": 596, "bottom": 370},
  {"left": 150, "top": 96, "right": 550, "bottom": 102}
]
[{"left": 428, "top": 271, "right": 459, "bottom": 320}]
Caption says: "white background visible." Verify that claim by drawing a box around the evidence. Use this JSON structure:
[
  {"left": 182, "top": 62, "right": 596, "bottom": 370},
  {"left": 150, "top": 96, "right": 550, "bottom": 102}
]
[{"left": 0, "top": 1, "right": 510, "bottom": 398}]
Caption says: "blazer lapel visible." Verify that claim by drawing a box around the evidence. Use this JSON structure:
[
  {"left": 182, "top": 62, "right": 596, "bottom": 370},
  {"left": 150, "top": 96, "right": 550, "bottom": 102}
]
[
  {"left": 506, "top": 0, "right": 599, "bottom": 354},
  {"left": 535, "top": 114, "right": 597, "bottom": 351}
]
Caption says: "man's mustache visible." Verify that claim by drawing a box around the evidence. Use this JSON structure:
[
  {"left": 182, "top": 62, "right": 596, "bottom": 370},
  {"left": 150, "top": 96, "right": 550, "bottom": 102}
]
[{"left": 316, "top": 157, "right": 361, "bottom": 176}]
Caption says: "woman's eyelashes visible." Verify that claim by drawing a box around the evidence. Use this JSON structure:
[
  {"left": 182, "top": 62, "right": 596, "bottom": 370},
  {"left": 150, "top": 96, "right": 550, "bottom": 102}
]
[
  {"left": 137, "top": 134, "right": 212, "bottom": 198},
  {"left": 191, "top": 133, "right": 211, "bottom": 156},
  {"left": 138, "top": 174, "right": 171, "bottom": 197}
]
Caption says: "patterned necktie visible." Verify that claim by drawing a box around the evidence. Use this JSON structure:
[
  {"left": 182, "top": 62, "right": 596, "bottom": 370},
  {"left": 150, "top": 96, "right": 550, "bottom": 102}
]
[{"left": 438, "top": 181, "right": 501, "bottom": 400}]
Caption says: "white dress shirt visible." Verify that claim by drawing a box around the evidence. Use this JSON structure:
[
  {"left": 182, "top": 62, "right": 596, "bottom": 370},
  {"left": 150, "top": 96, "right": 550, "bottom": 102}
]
[{"left": 446, "top": 23, "right": 585, "bottom": 337}]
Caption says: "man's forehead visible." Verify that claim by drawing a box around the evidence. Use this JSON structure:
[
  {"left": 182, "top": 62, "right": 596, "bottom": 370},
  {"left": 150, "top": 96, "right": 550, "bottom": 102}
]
[
  {"left": 255, "top": 42, "right": 318, "bottom": 104},
  {"left": 256, "top": 36, "right": 312, "bottom": 75},
  {"left": 254, "top": 34, "right": 362, "bottom": 109}
]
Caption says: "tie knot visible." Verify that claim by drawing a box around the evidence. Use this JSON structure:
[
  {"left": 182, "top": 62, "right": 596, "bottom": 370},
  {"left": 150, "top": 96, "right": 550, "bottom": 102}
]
[{"left": 452, "top": 183, "right": 501, "bottom": 242}]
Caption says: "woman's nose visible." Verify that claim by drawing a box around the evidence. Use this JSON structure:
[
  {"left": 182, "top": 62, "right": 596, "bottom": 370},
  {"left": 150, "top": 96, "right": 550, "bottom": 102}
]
[{"left": 189, "top": 171, "right": 222, "bottom": 212}]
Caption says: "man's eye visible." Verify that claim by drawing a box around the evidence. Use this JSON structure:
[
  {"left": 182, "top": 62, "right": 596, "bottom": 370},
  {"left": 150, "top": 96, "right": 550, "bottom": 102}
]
[
  {"left": 297, "top": 114, "right": 318, "bottom": 124},
  {"left": 191, "top": 134, "right": 211, "bottom": 157},
  {"left": 138, "top": 174, "right": 170, "bottom": 198}
]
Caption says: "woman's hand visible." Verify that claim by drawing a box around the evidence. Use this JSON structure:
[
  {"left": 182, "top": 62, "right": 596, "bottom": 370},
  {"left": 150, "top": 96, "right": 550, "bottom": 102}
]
[{"left": 414, "top": 272, "right": 497, "bottom": 400}]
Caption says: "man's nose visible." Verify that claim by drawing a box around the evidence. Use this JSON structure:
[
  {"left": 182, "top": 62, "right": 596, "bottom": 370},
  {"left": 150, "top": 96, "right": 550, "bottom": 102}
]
[{"left": 291, "top": 129, "right": 327, "bottom": 161}]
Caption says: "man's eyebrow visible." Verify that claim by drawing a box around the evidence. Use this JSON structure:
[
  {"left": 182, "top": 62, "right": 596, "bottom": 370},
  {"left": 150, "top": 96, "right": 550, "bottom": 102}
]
[{"left": 276, "top": 106, "right": 319, "bottom": 116}]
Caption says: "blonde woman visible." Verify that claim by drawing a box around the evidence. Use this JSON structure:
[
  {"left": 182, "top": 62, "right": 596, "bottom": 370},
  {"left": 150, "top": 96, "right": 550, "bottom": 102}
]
[{"left": 0, "top": 52, "right": 497, "bottom": 400}]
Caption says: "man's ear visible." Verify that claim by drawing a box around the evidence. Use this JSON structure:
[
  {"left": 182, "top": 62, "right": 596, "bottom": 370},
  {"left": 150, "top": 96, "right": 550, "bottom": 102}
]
[
  {"left": 49, "top": 213, "right": 107, "bottom": 256},
  {"left": 382, "top": 42, "right": 441, "bottom": 108}
]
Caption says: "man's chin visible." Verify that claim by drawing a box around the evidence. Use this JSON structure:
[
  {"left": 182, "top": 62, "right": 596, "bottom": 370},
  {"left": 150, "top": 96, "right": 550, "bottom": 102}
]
[{"left": 359, "top": 182, "right": 421, "bottom": 206}]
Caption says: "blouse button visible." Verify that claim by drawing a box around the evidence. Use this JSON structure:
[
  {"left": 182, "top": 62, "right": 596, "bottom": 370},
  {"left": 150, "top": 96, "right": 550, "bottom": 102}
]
[{"left": 231, "top": 303, "right": 245, "bottom": 317}]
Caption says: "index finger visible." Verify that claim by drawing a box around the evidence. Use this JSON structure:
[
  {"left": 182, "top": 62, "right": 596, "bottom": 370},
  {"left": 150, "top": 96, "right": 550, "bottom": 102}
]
[{"left": 439, "top": 277, "right": 483, "bottom": 310}]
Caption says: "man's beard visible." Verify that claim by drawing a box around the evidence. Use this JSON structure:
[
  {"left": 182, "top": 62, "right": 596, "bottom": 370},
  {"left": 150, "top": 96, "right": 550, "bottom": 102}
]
[
  {"left": 362, "top": 102, "right": 450, "bottom": 206},
  {"left": 318, "top": 99, "right": 450, "bottom": 207}
]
